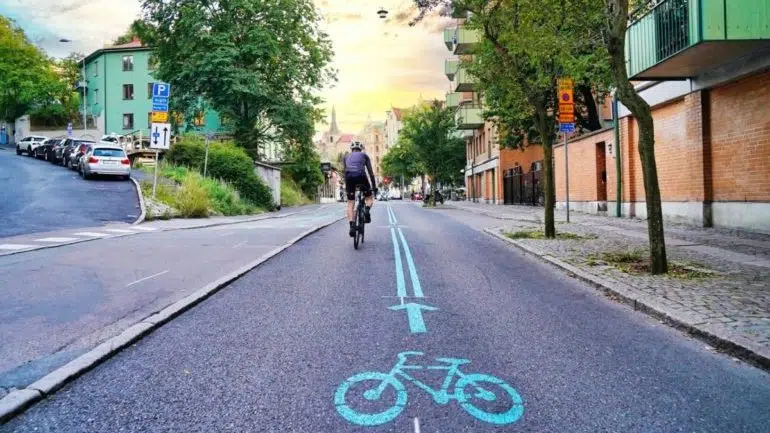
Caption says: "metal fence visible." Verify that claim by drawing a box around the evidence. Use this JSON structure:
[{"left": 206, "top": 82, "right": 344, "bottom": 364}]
[
  {"left": 654, "top": 0, "right": 690, "bottom": 62},
  {"left": 503, "top": 169, "right": 545, "bottom": 206}
]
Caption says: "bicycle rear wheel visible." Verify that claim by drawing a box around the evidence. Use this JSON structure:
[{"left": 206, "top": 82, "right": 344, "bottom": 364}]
[
  {"left": 358, "top": 206, "right": 365, "bottom": 244},
  {"left": 353, "top": 206, "right": 362, "bottom": 250}
]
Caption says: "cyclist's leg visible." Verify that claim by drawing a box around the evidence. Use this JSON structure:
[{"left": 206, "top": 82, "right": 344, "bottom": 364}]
[
  {"left": 345, "top": 176, "right": 357, "bottom": 236},
  {"left": 361, "top": 179, "right": 374, "bottom": 223}
]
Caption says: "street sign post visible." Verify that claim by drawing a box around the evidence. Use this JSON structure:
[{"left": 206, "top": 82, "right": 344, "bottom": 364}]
[
  {"left": 149, "top": 83, "right": 171, "bottom": 198},
  {"left": 151, "top": 111, "right": 169, "bottom": 123},
  {"left": 66, "top": 123, "right": 73, "bottom": 137},
  {"left": 152, "top": 83, "right": 170, "bottom": 98},
  {"left": 558, "top": 77, "right": 574, "bottom": 222}
]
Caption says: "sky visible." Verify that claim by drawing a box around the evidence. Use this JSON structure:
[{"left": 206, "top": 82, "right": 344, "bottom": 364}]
[{"left": 0, "top": 0, "right": 454, "bottom": 136}]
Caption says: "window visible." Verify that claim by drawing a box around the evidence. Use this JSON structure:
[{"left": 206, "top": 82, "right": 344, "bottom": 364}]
[
  {"left": 122, "top": 84, "right": 134, "bottom": 100},
  {"left": 122, "top": 55, "right": 134, "bottom": 71},
  {"left": 123, "top": 113, "right": 134, "bottom": 129},
  {"left": 147, "top": 83, "right": 154, "bottom": 99},
  {"left": 94, "top": 89, "right": 99, "bottom": 104},
  {"left": 93, "top": 148, "right": 127, "bottom": 157},
  {"left": 94, "top": 61, "right": 98, "bottom": 76},
  {"left": 148, "top": 112, "right": 153, "bottom": 128},
  {"left": 193, "top": 112, "right": 205, "bottom": 127}
]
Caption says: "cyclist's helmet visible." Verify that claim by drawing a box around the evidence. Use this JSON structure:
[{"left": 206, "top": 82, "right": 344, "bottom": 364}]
[{"left": 350, "top": 141, "right": 364, "bottom": 151}]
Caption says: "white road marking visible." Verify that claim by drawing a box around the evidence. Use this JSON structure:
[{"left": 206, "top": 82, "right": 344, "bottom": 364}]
[
  {"left": 34, "top": 237, "right": 78, "bottom": 243},
  {"left": 413, "top": 417, "right": 421, "bottom": 433},
  {"left": 0, "top": 244, "right": 36, "bottom": 251},
  {"left": 105, "top": 229, "right": 135, "bottom": 234},
  {"left": 128, "top": 226, "right": 156, "bottom": 231},
  {"left": 125, "top": 270, "right": 169, "bottom": 287},
  {"left": 73, "top": 232, "right": 110, "bottom": 237}
]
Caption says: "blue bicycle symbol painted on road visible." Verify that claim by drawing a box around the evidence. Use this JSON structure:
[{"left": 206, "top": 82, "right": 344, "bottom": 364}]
[{"left": 334, "top": 351, "right": 524, "bottom": 426}]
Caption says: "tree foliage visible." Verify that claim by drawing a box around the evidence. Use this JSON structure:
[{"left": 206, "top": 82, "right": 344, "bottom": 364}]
[
  {"left": 0, "top": 17, "right": 65, "bottom": 124},
  {"left": 399, "top": 101, "right": 465, "bottom": 205},
  {"left": 380, "top": 138, "right": 423, "bottom": 187}
]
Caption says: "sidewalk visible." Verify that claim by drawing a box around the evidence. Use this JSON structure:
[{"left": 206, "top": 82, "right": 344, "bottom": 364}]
[{"left": 446, "top": 201, "right": 770, "bottom": 369}]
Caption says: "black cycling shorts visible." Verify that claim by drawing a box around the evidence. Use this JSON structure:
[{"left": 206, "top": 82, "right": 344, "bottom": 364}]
[{"left": 345, "top": 174, "right": 372, "bottom": 200}]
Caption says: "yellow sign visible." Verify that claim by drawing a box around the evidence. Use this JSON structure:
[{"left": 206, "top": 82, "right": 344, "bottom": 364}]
[
  {"left": 558, "top": 112, "right": 575, "bottom": 123},
  {"left": 558, "top": 77, "right": 574, "bottom": 105},
  {"left": 151, "top": 111, "right": 168, "bottom": 123}
]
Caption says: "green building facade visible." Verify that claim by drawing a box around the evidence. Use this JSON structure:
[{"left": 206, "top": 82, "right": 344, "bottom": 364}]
[{"left": 82, "top": 42, "right": 224, "bottom": 139}]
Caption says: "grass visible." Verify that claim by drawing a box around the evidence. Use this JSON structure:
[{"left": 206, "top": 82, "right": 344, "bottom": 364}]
[
  {"left": 503, "top": 229, "right": 593, "bottom": 240},
  {"left": 280, "top": 176, "right": 313, "bottom": 207},
  {"left": 593, "top": 250, "right": 713, "bottom": 279}
]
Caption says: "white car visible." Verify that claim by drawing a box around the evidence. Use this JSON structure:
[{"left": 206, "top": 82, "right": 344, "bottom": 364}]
[
  {"left": 80, "top": 145, "right": 131, "bottom": 180},
  {"left": 16, "top": 135, "right": 48, "bottom": 156},
  {"left": 389, "top": 188, "right": 403, "bottom": 200}
]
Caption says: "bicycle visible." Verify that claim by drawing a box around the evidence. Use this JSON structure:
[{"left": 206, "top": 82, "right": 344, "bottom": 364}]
[
  {"left": 352, "top": 186, "right": 367, "bottom": 249},
  {"left": 334, "top": 351, "right": 524, "bottom": 426}
]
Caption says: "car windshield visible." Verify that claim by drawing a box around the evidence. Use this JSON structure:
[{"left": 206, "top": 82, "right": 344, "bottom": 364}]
[{"left": 93, "top": 148, "right": 125, "bottom": 157}]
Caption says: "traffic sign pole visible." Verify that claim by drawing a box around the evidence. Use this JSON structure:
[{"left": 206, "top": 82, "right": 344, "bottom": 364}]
[
  {"left": 565, "top": 132, "right": 570, "bottom": 223},
  {"left": 153, "top": 150, "right": 159, "bottom": 198}
]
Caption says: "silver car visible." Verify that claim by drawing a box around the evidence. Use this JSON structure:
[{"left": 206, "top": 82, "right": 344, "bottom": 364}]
[{"left": 79, "top": 146, "right": 131, "bottom": 180}]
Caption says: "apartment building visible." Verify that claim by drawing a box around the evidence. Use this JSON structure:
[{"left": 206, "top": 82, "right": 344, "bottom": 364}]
[
  {"left": 358, "top": 121, "right": 386, "bottom": 178},
  {"left": 81, "top": 38, "right": 222, "bottom": 139}
]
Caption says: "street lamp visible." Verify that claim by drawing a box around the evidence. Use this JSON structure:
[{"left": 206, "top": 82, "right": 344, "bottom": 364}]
[
  {"left": 377, "top": 7, "right": 388, "bottom": 19},
  {"left": 59, "top": 38, "right": 87, "bottom": 133}
]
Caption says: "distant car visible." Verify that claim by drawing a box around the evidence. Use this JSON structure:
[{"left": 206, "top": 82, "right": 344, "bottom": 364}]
[
  {"left": 412, "top": 192, "right": 423, "bottom": 201},
  {"left": 390, "top": 189, "right": 403, "bottom": 200},
  {"left": 16, "top": 135, "right": 48, "bottom": 156},
  {"left": 80, "top": 146, "right": 131, "bottom": 180},
  {"left": 34, "top": 137, "right": 62, "bottom": 160},
  {"left": 48, "top": 138, "right": 69, "bottom": 164},
  {"left": 69, "top": 142, "right": 94, "bottom": 170}
]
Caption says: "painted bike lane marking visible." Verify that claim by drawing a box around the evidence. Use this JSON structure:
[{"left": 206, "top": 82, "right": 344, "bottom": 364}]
[{"left": 333, "top": 202, "right": 525, "bottom": 428}]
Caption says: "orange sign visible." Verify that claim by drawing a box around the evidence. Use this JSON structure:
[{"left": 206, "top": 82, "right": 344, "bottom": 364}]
[
  {"left": 559, "top": 112, "right": 575, "bottom": 123},
  {"left": 151, "top": 111, "right": 168, "bottom": 123}
]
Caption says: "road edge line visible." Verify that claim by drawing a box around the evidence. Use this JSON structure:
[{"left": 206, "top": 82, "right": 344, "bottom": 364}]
[
  {"left": 483, "top": 227, "right": 770, "bottom": 372},
  {"left": 0, "top": 215, "right": 344, "bottom": 424},
  {"left": 129, "top": 176, "right": 147, "bottom": 225}
]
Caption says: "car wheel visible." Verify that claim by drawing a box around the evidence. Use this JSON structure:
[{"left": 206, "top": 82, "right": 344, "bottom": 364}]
[
  {"left": 83, "top": 170, "right": 90, "bottom": 180},
  {"left": 27, "top": 146, "right": 33, "bottom": 156},
  {"left": 16, "top": 146, "right": 21, "bottom": 155}
]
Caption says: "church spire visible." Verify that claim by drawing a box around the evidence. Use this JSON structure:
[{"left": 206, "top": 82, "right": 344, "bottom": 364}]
[{"left": 329, "top": 105, "right": 340, "bottom": 135}]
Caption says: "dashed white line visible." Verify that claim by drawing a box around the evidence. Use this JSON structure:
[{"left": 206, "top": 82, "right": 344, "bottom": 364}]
[
  {"left": 413, "top": 417, "right": 421, "bottom": 433},
  {"left": 34, "top": 237, "right": 78, "bottom": 243},
  {"left": 0, "top": 244, "right": 36, "bottom": 251},
  {"left": 73, "top": 232, "right": 110, "bottom": 237},
  {"left": 128, "top": 226, "right": 156, "bottom": 231},
  {"left": 125, "top": 270, "right": 169, "bottom": 287},
  {"left": 105, "top": 229, "right": 136, "bottom": 234}
]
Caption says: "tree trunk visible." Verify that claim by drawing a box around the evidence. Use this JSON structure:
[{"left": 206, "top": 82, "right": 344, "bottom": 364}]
[
  {"left": 605, "top": 0, "right": 668, "bottom": 274},
  {"left": 578, "top": 84, "right": 602, "bottom": 131},
  {"left": 534, "top": 100, "right": 555, "bottom": 238}
]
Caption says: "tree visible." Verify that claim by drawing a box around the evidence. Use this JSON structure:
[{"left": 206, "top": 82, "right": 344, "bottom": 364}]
[
  {"left": 113, "top": 20, "right": 155, "bottom": 45},
  {"left": 0, "top": 17, "right": 62, "bottom": 124},
  {"left": 399, "top": 101, "right": 465, "bottom": 206},
  {"left": 603, "top": 0, "right": 667, "bottom": 273},
  {"left": 381, "top": 138, "right": 423, "bottom": 187}
]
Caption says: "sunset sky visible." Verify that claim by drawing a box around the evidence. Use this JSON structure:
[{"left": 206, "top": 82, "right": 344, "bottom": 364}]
[{"left": 0, "top": 0, "right": 453, "bottom": 136}]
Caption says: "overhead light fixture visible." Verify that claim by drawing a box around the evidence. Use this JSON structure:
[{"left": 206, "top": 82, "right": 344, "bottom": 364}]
[{"left": 377, "top": 7, "right": 388, "bottom": 19}]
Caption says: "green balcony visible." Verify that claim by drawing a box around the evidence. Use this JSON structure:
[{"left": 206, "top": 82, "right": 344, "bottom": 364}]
[
  {"left": 444, "top": 28, "right": 455, "bottom": 51},
  {"left": 454, "top": 67, "right": 477, "bottom": 92},
  {"left": 626, "top": 0, "right": 770, "bottom": 79},
  {"left": 445, "top": 59, "right": 459, "bottom": 80},
  {"left": 455, "top": 106, "right": 484, "bottom": 130},
  {"left": 446, "top": 92, "right": 460, "bottom": 108},
  {"left": 453, "top": 27, "right": 481, "bottom": 55}
]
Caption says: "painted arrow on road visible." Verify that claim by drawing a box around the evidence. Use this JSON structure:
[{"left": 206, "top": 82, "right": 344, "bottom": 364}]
[{"left": 389, "top": 301, "right": 438, "bottom": 334}]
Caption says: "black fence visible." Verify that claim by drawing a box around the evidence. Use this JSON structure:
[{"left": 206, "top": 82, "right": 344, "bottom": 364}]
[{"left": 503, "top": 169, "right": 545, "bottom": 206}]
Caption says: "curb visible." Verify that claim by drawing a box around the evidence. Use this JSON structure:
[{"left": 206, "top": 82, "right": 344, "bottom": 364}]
[
  {"left": 483, "top": 228, "right": 770, "bottom": 371},
  {"left": 0, "top": 215, "right": 344, "bottom": 423},
  {"left": 129, "top": 176, "right": 146, "bottom": 225}
]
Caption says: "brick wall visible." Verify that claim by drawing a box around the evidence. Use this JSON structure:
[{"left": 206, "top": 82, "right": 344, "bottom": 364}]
[
  {"left": 554, "top": 129, "right": 614, "bottom": 201},
  {"left": 709, "top": 70, "right": 770, "bottom": 201}
]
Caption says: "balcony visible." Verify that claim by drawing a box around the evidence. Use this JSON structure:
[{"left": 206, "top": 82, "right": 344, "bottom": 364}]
[
  {"left": 445, "top": 59, "right": 459, "bottom": 80},
  {"left": 444, "top": 28, "right": 455, "bottom": 51},
  {"left": 455, "top": 106, "right": 484, "bottom": 130},
  {"left": 454, "top": 66, "right": 477, "bottom": 92},
  {"left": 446, "top": 92, "right": 460, "bottom": 108},
  {"left": 626, "top": 0, "right": 770, "bottom": 79},
  {"left": 453, "top": 27, "right": 480, "bottom": 55}
]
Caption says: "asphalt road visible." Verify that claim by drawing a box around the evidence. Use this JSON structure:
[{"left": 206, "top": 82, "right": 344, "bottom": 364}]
[
  {"left": 0, "top": 147, "right": 139, "bottom": 238},
  {"left": 0, "top": 205, "right": 342, "bottom": 393},
  {"left": 3, "top": 202, "right": 770, "bottom": 432}
]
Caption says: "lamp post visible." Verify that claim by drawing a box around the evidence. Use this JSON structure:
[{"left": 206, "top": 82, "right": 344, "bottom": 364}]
[{"left": 59, "top": 39, "right": 86, "bottom": 132}]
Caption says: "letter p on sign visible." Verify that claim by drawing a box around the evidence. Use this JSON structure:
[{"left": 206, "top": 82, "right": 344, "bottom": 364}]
[{"left": 152, "top": 83, "right": 170, "bottom": 98}]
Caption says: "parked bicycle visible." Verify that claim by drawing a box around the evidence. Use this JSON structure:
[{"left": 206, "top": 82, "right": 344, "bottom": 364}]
[{"left": 335, "top": 351, "right": 524, "bottom": 426}]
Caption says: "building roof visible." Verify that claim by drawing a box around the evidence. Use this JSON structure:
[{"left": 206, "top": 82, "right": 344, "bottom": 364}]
[
  {"left": 83, "top": 37, "right": 151, "bottom": 64},
  {"left": 392, "top": 107, "right": 403, "bottom": 121},
  {"left": 337, "top": 134, "right": 355, "bottom": 143}
]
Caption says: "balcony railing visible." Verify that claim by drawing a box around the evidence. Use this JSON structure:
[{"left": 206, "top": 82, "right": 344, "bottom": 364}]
[
  {"left": 445, "top": 59, "right": 459, "bottom": 80},
  {"left": 446, "top": 92, "right": 460, "bottom": 108},
  {"left": 455, "top": 105, "right": 483, "bottom": 130},
  {"left": 444, "top": 28, "right": 455, "bottom": 51},
  {"left": 626, "top": 0, "right": 770, "bottom": 79},
  {"left": 454, "top": 66, "right": 477, "bottom": 92},
  {"left": 453, "top": 27, "right": 480, "bottom": 55}
]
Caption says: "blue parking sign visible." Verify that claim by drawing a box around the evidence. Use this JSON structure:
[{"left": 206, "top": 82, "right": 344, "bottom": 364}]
[
  {"left": 559, "top": 123, "right": 575, "bottom": 133},
  {"left": 152, "top": 82, "right": 170, "bottom": 98}
]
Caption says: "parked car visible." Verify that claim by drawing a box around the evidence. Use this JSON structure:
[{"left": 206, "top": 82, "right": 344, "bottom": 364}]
[
  {"left": 16, "top": 135, "right": 48, "bottom": 156},
  {"left": 389, "top": 188, "right": 403, "bottom": 200},
  {"left": 80, "top": 146, "right": 131, "bottom": 180},
  {"left": 34, "top": 137, "right": 62, "bottom": 160},
  {"left": 65, "top": 140, "right": 96, "bottom": 169},
  {"left": 49, "top": 138, "right": 69, "bottom": 164}
]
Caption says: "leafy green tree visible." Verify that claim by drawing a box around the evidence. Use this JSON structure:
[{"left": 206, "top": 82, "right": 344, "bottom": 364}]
[
  {"left": 399, "top": 101, "right": 465, "bottom": 206},
  {"left": 113, "top": 20, "right": 154, "bottom": 45},
  {"left": 381, "top": 138, "right": 423, "bottom": 188},
  {"left": 0, "top": 17, "right": 62, "bottom": 125}
]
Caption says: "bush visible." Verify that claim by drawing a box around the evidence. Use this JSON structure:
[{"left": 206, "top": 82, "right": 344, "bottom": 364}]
[
  {"left": 199, "top": 176, "right": 259, "bottom": 216},
  {"left": 175, "top": 172, "right": 210, "bottom": 218},
  {"left": 165, "top": 135, "right": 274, "bottom": 209},
  {"left": 281, "top": 176, "right": 313, "bottom": 206}
]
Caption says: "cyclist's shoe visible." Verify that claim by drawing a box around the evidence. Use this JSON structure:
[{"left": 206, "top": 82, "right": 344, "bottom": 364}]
[
  {"left": 364, "top": 207, "right": 372, "bottom": 223},
  {"left": 349, "top": 223, "right": 356, "bottom": 237}
]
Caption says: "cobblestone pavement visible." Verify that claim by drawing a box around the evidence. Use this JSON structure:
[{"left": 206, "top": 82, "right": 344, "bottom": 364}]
[{"left": 445, "top": 201, "right": 770, "bottom": 367}]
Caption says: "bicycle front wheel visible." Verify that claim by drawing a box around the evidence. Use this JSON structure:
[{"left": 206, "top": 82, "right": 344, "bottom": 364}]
[
  {"left": 334, "top": 372, "right": 407, "bottom": 426},
  {"left": 455, "top": 373, "right": 524, "bottom": 425}
]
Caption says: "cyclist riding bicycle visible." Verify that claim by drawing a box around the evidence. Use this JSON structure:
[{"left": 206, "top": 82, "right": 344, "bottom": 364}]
[{"left": 343, "top": 141, "right": 377, "bottom": 237}]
